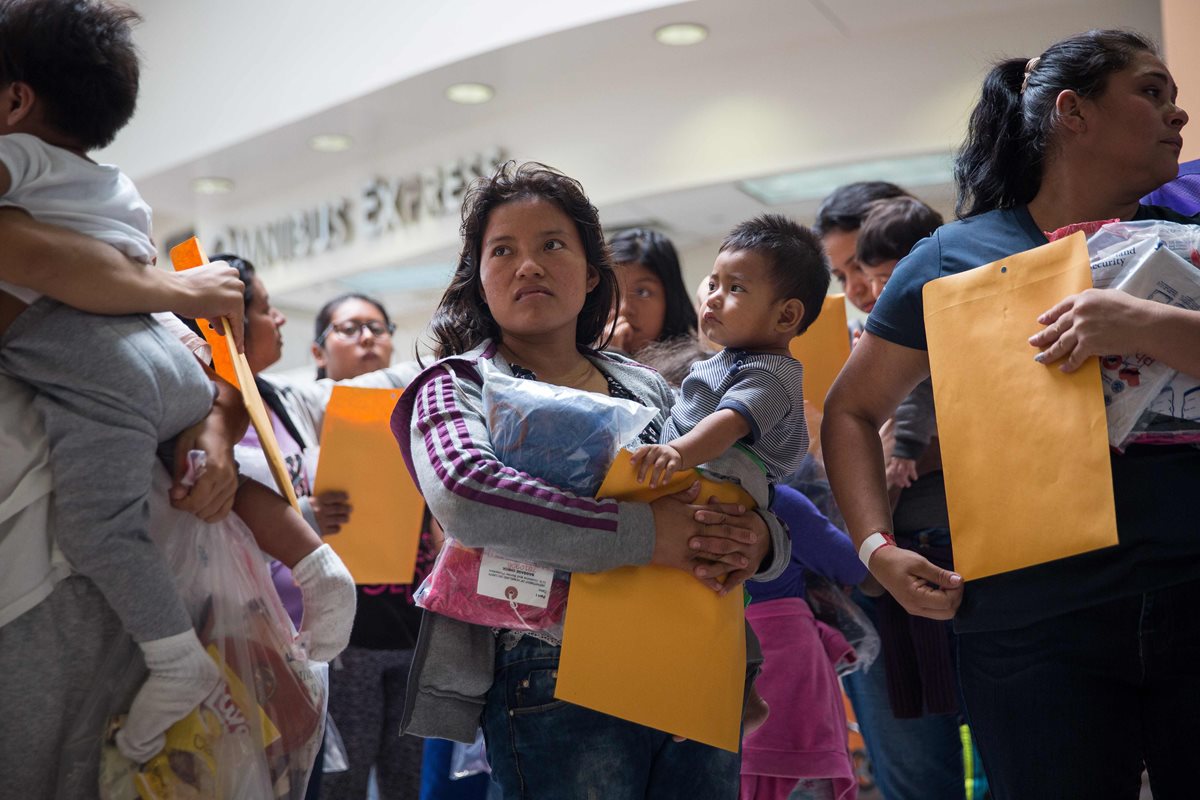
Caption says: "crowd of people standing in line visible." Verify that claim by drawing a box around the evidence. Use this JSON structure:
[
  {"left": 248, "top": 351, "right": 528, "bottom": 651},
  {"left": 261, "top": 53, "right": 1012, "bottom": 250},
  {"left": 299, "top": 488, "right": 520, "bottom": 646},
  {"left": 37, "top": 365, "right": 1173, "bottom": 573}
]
[{"left": 0, "top": 4, "right": 1198, "bottom": 798}]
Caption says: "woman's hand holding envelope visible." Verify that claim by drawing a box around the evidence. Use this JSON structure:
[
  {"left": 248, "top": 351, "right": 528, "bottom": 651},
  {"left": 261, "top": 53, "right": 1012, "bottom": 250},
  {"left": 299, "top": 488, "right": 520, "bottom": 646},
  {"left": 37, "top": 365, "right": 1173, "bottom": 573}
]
[{"left": 648, "top": 480, "right": 768, "bottom": 594}]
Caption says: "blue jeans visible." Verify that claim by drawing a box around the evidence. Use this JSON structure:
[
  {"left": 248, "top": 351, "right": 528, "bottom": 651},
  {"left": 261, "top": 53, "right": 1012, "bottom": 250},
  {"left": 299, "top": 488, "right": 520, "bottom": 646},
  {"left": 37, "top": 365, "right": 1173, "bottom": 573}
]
[
  {"left": 958, "top": 576, "right": 1200, "bottom": 800},
  {"left": 482, "top": 636, "right": 740, "bottom": 799},
  {"left": 843, "top": 588, "right": 965, "bottom": 800}
]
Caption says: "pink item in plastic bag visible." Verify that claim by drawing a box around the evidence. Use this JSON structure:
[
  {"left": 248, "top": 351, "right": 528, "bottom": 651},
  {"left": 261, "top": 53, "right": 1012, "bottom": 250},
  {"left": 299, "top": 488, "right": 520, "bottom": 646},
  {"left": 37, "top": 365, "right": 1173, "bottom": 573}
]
[
  {"left": 1045, "top": 219, "right": 1119, "bottom": 242},
  {"left": 414, "top": 542, "right": 568, "bottom": 633}
]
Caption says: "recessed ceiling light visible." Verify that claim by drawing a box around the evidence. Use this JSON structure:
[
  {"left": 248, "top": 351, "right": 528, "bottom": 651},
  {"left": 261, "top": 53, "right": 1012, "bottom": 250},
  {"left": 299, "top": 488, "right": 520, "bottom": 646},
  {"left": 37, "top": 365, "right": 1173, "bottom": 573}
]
[
  {"left": 308, "top": 133, "right": 353, "bottom": 153},
  {"left": 445, "top": 82, "right": 494, "bottom": 105},
  {"left": 654, "top": 23, "right": 708, "bottom": 46},
  {"left": 191, "top": 176, "right": 234, "bottom": 195}
]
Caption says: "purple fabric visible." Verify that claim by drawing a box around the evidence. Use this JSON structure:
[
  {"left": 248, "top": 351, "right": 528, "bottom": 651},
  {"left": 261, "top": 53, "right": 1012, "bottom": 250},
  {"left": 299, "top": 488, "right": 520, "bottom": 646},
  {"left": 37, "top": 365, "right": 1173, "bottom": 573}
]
[
  {"left": 746, "top": 484, "right": 865, "bottom": 603},
  {"left": 1142, "top": 159, "right": 1200, "bottom": 215}
]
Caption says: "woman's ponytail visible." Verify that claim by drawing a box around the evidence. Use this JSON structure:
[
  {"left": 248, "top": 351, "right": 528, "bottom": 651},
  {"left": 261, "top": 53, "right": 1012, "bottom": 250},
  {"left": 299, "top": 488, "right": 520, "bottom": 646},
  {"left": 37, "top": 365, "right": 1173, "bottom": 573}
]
[
  {"left": 954, "top": 30, "right": 1157, "bottom": 219},
  {"left": 955, "top": 59, "right": 1038, "bottom": 218}
]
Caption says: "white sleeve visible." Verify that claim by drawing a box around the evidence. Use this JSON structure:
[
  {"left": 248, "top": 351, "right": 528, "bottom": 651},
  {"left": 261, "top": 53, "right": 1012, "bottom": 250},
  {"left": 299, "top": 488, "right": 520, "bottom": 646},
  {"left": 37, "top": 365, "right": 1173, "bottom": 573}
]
[
  {"left": 276, "top": 361, "right": 422, "bottom": 435},
  {"left": 0, "top": 134, "right": 51, "bottom": 196},
  {"left": 151, "top": 312, "right": 213, "bottom": 364}
]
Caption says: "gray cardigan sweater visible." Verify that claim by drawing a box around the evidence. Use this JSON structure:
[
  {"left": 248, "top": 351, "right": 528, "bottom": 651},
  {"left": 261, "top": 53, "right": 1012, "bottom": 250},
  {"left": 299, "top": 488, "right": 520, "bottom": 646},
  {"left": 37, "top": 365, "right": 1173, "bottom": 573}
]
[{"left": 391, "top": 340, "right": 791, "bottom": 742}]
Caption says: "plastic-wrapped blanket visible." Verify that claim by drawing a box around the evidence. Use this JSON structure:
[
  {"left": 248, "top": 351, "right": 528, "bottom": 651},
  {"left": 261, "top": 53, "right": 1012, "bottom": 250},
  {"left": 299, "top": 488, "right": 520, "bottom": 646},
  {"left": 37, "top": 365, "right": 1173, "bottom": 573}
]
[{"left": 413, "top": 362, "right": 656, "bottom": 633}]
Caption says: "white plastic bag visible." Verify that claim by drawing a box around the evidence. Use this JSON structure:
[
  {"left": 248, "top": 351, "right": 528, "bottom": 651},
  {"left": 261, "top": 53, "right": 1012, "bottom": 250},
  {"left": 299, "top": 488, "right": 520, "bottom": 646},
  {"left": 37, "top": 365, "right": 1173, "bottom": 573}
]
[
  {"left": 1085, "top": 225, "right": 1200, "bottom": 448},
  {"left": 449, "top": 728, "right": 490, "bottom": 780},
  {"left": 97, "top": 468, "right": 325, "bottom": 800}
]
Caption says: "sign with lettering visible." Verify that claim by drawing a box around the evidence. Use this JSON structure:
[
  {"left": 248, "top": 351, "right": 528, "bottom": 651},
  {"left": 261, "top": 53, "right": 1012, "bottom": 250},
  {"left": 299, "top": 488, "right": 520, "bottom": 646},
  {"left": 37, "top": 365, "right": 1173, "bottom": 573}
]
[{"left": 208, "top": 148, "right": 506, "bottom": 267}]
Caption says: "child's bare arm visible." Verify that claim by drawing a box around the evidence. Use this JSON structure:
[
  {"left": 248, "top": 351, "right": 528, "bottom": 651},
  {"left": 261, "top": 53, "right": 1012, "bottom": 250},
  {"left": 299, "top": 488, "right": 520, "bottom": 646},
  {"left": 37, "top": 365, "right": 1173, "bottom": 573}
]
[
  {"left": 233, "top": 479, "right": 357, "bottom": 662},
  {"left": 233, "top": 479, "right": 323, "bottom": 567},
  {"left": 632, "top": 408, "right": 751, "bottom": 487},
  {"left": 0, "top": 209, "right": 245, "bottom": 348}
]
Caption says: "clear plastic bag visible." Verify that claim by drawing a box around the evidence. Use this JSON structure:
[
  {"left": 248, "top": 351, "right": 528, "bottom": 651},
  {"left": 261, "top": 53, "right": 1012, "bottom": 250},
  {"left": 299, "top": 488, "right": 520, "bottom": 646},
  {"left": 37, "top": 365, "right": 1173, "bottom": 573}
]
[
  {"left": 413, "top": 361, "right": 656, "bottom": 631},
  {"left": 804, "top": 574, "right": 880, "bottom": 676},
  {"left": 97, "top": 470, "right": 325, "bottom": 800},
  {"left": 449, "top": 728, "right": 490, "bottom": 780},
  {"left": 1081, "top": 229, "right": 1200, "bottom": 449},
  {"left": 481, "top": 361, "right": 657, "bottom": 496},
  {"left": 1088, "top": 219, "right": 1200, "bottom": 269}
]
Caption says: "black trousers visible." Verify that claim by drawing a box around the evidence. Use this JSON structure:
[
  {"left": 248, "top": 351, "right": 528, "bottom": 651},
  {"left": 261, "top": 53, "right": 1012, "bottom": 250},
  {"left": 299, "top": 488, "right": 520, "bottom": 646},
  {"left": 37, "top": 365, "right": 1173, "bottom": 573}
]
[{"left": 957, "top": 577, "right": 1200, "bottom": 800}]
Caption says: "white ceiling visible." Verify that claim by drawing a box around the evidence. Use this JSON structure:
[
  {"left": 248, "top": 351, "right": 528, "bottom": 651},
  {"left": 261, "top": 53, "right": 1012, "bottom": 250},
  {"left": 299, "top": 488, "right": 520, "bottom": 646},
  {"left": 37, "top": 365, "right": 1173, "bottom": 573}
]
[{"left": 105, "top": 0, "right": 1163, "bottom": 372}]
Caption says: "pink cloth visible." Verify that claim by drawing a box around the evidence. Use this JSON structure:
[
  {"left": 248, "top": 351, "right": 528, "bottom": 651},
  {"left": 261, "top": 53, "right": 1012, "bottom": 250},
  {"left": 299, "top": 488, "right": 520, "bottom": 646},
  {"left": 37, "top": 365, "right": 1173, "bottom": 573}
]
[
  {"left": 739, "top": 775, "right": 801, "bottom": 800},
  {"left": 741, "top": 598, "right": 856, "bottom": 800}
]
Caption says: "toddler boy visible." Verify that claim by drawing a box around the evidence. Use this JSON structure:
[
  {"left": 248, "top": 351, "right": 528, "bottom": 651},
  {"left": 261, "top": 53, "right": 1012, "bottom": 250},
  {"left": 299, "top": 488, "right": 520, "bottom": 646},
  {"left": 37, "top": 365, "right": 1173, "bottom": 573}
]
[{"left": 633, "top": 214, "right": 831, "bottom": 502}]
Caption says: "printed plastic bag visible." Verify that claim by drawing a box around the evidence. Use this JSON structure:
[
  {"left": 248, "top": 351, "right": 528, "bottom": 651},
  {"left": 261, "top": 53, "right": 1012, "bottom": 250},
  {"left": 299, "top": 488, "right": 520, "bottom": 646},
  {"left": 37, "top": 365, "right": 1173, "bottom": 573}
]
[
  {"left": 97, "top": 467, "right": 325, "bottom": 800},
  {"left": 449, "top": 728, "right": 490, "bottom": 780},
  {"left": 413, "top": 361, "right": 656, "bottom": 631},
  {"left": 1081, "top": 223, "right": 1200, "bottom": 448},
  {"left": 1099, "top": 244, "right": 1200, "bottom": 448},
  {"left": 1087, "top": 219, "right": 1200, "bottom": 269},
  {"left": 804, "top": 574, "right": 880, "bottom": 676}
]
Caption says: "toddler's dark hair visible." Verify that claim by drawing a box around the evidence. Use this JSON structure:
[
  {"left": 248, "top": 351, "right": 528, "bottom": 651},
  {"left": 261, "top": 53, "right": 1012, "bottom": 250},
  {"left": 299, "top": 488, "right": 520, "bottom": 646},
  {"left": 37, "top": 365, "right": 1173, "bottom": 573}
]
[
  {"left": 813, "top": 181, "right": 909, "bottom": 237},
  {"left": 720, "top": 214, "right": 831, "bottom": 334},
  {"left": 855, "top": 197, "right": 944, "bottom": 266},
  {"left": 0, "top": 0, "right": 141, "bottom": 150}
]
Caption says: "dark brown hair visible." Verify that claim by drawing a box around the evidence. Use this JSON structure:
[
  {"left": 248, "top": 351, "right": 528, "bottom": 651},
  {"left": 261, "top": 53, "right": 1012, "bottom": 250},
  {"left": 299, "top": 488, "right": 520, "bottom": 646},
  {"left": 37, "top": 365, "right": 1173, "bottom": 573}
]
[
  {"left": 719, "top": 214, "right": 831, "bottom": 335},
  {"left": 955, "top": 30, "right": 1157, "bottom": 218},
  {"left": 855, "top": 197, "right": 944, "bottom": 266},
  {"left": 427, "top": 161, "right": 617, "bottom": 359},
  {"left": 0, "top": 0, "right": 142, "bottom": 150}
]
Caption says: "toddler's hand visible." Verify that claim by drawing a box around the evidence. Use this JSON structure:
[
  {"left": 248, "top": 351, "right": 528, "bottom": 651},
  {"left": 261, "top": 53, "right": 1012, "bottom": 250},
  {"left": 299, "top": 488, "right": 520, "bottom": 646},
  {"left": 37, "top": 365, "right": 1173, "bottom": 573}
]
[
  {"left": 885, "top": 456, "right": 918, "bottom": 490},
  {"left": 631, "top": 443, "right": 682, "bottom": 488},
  {"left": 170, "top": 261, "right": 246, "bottom": 353}
]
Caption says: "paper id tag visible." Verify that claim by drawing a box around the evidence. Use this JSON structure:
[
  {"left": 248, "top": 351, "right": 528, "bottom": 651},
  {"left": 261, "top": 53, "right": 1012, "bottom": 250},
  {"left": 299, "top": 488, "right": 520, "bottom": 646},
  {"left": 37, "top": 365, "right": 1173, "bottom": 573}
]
[{"left": 476, "top": 552, "right": 552, "bottom": 608}]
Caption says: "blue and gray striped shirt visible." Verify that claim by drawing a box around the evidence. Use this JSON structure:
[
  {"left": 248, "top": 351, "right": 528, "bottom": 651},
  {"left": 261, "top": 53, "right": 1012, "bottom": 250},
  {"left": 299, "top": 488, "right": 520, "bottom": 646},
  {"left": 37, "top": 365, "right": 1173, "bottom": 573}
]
[{"left": 664, "top": 348, "right": 807, "bottom": 482}]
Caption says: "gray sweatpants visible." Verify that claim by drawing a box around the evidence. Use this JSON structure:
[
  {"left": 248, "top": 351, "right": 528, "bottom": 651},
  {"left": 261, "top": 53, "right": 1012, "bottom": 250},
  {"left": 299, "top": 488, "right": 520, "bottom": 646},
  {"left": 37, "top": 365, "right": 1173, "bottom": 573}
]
[
  {"left": 0, "top": 299, "right": 214, "bottom": 641},
  {"left": 0, "top": 575, "right": 143, "bottom": 799}
]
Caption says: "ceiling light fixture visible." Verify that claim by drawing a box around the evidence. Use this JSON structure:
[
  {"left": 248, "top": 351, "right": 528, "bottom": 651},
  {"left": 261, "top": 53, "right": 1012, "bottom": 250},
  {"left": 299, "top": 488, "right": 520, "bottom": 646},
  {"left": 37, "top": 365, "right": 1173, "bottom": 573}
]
[
  {"left": 308, "top": 133, "right": 353, "bottom": 153},
  {"left": 191, "top": 176, "right": 234, "bottom": 195},
  {"left": 654, "top": 22, "right": 708, "bottom": 46},
  {"left": 445, "top": 82, "right": 494, "bottom": 105},
  {"left": 737, "top": 153, "right": 954, "bottom": 205}
]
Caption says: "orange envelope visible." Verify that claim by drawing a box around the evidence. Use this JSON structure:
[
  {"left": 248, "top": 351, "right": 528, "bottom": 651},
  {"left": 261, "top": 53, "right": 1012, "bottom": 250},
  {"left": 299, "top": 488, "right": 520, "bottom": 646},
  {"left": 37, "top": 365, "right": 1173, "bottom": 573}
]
[
  {"left": 168, "top": 239, "right": 239, "bottom": 389},
  {"left": 789, "top": 293, "right": 851, "bottom": 413},
  {"left": 554, "top": 450, "right": 752, "bottom": 752},
  {"left": 313, "top": 386, "right": 424, "bottom": 584},
  {"left": 169, "top": 238, "right": 299, "bottom": 510},
  {"left": 923, "top": 232, "right": 1118, "bottom": 580}
]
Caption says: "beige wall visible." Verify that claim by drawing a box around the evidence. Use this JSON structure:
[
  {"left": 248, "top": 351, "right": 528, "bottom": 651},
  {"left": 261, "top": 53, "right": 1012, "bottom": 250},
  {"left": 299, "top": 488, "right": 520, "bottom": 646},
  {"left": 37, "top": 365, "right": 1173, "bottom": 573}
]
[{"left": 1163, "top": 0, "right": 1200, "bottom": 161}]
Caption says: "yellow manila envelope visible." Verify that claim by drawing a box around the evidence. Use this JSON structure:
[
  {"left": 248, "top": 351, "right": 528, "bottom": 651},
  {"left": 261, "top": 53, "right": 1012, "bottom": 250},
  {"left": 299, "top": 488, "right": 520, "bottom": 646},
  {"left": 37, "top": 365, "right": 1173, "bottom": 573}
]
[
  {"left": 554, "top": 450, "right": 752, "bottom": 752},
  {"left": 169, "top": 238, "right": 299, "bottom": 511},
  {"left": 922, "top": 232, "right": 1118, "bottom": 580},
  {"left": 789, "top": 293, "right": 851, "bottom": 414},
  {"left": 314, "top": 385, "right": 424, "bottom": 584}
]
